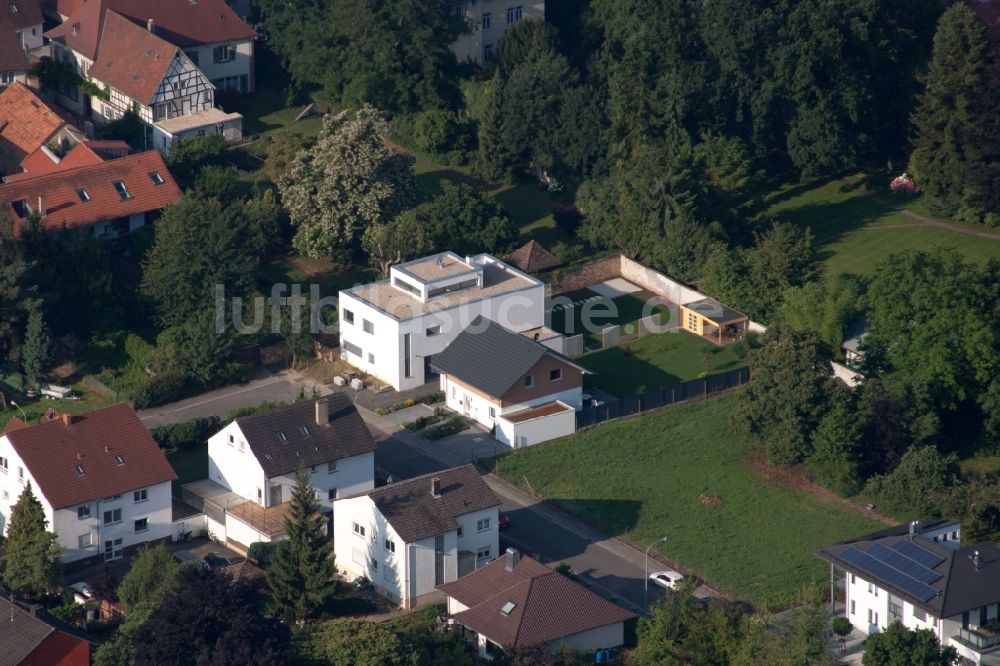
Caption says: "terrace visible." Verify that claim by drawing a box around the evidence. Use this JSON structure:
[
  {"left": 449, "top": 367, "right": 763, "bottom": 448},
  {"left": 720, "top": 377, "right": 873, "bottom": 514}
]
[{"left": 226, "top": 499, "right": 292, "bottom": 538}]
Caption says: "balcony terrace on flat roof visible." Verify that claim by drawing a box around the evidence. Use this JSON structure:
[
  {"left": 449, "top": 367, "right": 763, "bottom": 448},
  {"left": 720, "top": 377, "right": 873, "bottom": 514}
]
[{"left": 394, "top": 252, "right": 479, "bottom": 283}]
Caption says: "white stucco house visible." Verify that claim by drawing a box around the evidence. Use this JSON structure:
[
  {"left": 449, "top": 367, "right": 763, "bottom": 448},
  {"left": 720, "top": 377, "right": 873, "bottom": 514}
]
[
  {"left": 333, "top": 464, "right": 500, "bottom": 609},
  {"left": 195, "top": 395, "right": 376, "bottom": 551},
  {"left": 431, "top": 316, "right": 586, "bottom": 447},
  {"left": 338, "top": 251, "right": 547, "bottom": 392},
  {"left": 439, "top": 548, "right": 635, "bottom": 659},
  {"left": 449, "top": 1, "right": 545, "bottom": 65},
  {"left": 0, "top": 404, "right": 177, "bottom": 569},
  {"left": 817, "top": 519, "right": 1000, "bottom": 666}
]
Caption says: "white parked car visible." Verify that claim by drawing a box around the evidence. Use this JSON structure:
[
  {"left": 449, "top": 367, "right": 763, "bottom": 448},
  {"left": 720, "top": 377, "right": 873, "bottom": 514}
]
[
  {"left": 648, "top": 569, "right": 685, "bottom": 591},
  {"left": 41, "top": 385, "right": 79, "bottom": 400},
  {"left": 69, "top": 582, "right": 95, "bottom": 604}
]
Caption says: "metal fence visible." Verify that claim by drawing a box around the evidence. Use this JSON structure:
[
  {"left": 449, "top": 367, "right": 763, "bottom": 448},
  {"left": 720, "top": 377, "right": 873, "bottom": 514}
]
[{"left": 576, "top": 366, "right": 750, "bottom": 429}]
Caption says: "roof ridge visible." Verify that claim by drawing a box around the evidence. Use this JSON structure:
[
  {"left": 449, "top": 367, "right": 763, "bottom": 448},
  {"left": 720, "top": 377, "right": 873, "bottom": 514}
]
[{"left": 511, "top": 574, "right": 538, "bottom": 647}]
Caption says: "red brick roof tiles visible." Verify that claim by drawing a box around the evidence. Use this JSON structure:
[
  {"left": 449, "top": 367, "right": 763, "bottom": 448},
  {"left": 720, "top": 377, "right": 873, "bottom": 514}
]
[
  {"left": 3, "top": 0, "right": 43, "bottom": 31},
  {"left": 90, "top": 10, "right": 177, "bottom": 104},
  {"left": 0, "top": 149, "right": 182, "bottom": 232},
  {"left": 4, "top": 403, "right": 177, "bottom": 510},
  {"left": 46, "top": 0, "right": 255, "bottom": 60},
  {"left": 439, "top": 553, "right": 635, "bottom": 649},
  {"left": 14, "top": 141, "right": 104, "bottom": 180},
  {"left": 0, "top": 21, "right": 28, "bottom": 73},
  {"left": 0, "top": 83, "right": 69, "bottom": 163}
]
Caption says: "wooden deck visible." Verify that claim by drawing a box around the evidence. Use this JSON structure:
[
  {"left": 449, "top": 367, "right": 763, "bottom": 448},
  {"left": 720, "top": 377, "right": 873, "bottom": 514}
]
[{"left": 227, "top": 500, "right": 292, "bottom": 537}]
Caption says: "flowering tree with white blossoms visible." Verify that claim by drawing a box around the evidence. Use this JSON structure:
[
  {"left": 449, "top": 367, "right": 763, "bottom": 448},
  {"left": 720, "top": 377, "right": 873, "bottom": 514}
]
[{"left": 279, "top": 106, "right": 420, "bottom": 259}]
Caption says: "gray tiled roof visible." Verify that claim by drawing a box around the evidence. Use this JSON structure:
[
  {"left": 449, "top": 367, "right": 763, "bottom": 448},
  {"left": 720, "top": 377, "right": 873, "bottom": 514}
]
[
  {"left": 683, "top": 297, "right": 747, "bottom": 324},
  {"left": 368, "top": 464, "right": 500, "bottom": 543},
  {"left": 236, "top": 394, "right": 376, "bottom": 478},
  {"left": 0, "top": 604, "right": 54, "bottom": 665},
  {"left": 430, "top": 316, "right": 584, "bottom": 398}
]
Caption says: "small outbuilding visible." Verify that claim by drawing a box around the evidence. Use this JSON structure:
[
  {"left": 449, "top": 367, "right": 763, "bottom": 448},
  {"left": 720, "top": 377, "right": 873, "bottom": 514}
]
[
  {"left": 505, "top": 240, "right": 562, "bottom": 274},
  {"left": 679, "top": 297, "right": 748, "bottom": 345}
]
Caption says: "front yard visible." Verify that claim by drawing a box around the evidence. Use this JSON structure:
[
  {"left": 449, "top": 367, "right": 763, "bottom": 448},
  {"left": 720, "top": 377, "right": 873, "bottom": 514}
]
[
  {"left": 579, "top": 331, "right": 750, "bottom": 397},
  {"left": 488, "top": 394, "right": 883, "bottom": 609}
]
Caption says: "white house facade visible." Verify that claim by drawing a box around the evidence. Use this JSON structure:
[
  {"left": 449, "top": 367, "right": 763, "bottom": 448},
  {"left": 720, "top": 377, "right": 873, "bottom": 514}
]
[
  {"left": 818, "top": 520, "right": 1000, "bottom": 666},
  {"left": 0, "top": 405, "right": 177, "bottom": 568},
  {"left": 449, "top": 0, "right": 545, "bottom": 65},
  {"left": 333, "top": 465, "right": 500, "bottom": 608},
  {"left": 182, "top": 38, "right": 254, "bottom": 94},
  {"left": 339, "top": 252, "right": 546, "bottom": 391}
]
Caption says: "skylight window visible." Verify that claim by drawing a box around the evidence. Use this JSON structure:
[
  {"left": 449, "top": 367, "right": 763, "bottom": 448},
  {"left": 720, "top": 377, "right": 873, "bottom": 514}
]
[
  {"left": 76, "top": 188, "right": 90, "bottom": 202},
  {"left": 74, "top": 464, "right": 84, "bottom": 476},
  {"left": 148, "top": 171, "right": 164, "bottom": 185},
  {"left": 500, "top": 601, "right": 516, "bottom": 616},
  {"left": 10, "top": 4, "right": 18, "bottom": 13},
  {"left": 300, "top": 425, "right": 309, "bottom": 436},
  {"left": 114, "top": 454, "right": 124, "bottom": 466},
  {"left": 277, "top": 431, "right": 287, "bottom": 442},
  {"left": 113, "top": 180, "right": 131, "bottom": 200}
]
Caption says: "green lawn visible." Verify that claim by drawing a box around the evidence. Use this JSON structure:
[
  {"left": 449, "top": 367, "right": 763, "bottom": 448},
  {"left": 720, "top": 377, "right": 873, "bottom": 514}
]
[
  {"left": 490, "top": 394, "right": 883, "bottom": 608},
  {"left": 580, "top": 331, "right": 748, "bottom": 397},
  {"left": 167, "top": 445, "right": 208, "bottom": 496},
  {"left": 765, "top": 176, "right": 1000, "bottom": 277},
  {"left": 549, "top": 291, "right": 673, "bottom": 345},
  {"left": 0, "top": 382, "right": 118, "bottom": 425},
  {"left": 259, "top": 256, "right": 374, "bottom": 297}
]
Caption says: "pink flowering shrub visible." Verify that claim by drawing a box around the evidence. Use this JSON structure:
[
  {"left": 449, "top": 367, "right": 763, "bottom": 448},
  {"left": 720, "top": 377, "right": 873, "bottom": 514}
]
[{"left": 889, "top": 173, "right": 920, "bottom": 195}]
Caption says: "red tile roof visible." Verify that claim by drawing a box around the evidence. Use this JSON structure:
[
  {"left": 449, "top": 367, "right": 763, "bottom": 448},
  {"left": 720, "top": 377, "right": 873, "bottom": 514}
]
[
  {"left": 4, "top": 403, "right": 177, "bottom": 510},
  {"left": 0, "top": 150, "right": 182, "bottom": 232},
  {"left": 44, "top": 0, "right": 85, "bottom": 19},
  {"left": 22, "top": 627, "right": 91, "bottom": 666},
  {"left": 505, "top": 240, "right": 562, "bottom": 273},
  {"left": 46, "top": 0, "right": 255, "bottom": 59},
  {"left": 13, "top": 141, "right": 104, "bottom": 180},
  {"left": 89, "top": 10, "right": 177, "bottom": 104},
  {"left": 439, "top": 552, "right": 635, "bottom": 649},
  {"left": 0, "top": 83, "right": 70, "bottom": 164},
  {"left": 3, "top": 0, "right": 43, "bottom": 31},
  {"left": 0, "top": 21, "right": 28, "bottom": 73}
]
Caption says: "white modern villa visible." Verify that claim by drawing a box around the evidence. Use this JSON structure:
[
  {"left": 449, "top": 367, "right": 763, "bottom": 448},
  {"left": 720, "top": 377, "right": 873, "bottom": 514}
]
[{"left": 338, "top": 252, "right": 546, "bottom": 391}]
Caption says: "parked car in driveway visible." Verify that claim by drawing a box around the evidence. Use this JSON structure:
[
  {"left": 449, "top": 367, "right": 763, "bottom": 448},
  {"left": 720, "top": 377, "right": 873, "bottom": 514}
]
[
  {"left": 203, "top": 552, "right": 237, "bottom": 568},
  {"left": 648, "top": 569, "right": 684, "bottom": 591}
]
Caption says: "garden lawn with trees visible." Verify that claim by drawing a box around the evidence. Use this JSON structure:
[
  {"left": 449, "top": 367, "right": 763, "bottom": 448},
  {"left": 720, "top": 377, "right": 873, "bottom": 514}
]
[{"left": 488, "top": 393, "right": 882, "bottom": 609}]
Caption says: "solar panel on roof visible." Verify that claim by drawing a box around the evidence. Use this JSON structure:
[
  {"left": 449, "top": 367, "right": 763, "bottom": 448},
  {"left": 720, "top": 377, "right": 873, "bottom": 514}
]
[
  {"left": 891, "top": 539, "right": 945, "bottom": 568},
  {"left": 867, "top": 542, "right": 942, "bottom": 584},
  {"left": 839, "top": 546, "right": 939, "bottom": 602}
]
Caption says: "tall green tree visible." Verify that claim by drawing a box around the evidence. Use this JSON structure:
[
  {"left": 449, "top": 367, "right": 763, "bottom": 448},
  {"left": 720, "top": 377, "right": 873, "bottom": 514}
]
[
  {"left": 279, "top": 108, "right": 419, "bottom": 259},
  {"left": 808, "top": 384, "right": 864, "bottom": 495},
  {"left": 909, "top": 3, "right": 1000, "bottom": 221},
  {"left": 862, "top": 622, "right": 957, "bottom": 666},
  {"left": 3, "top": 482, "right": 61, "bottom": 596},
  {"left": 411, "top": 181, "right": 515, "bottom": 256},
  {"left": 362, "top": 215, "right": 433, "bottom": 278},
  {"left": 255, "top": 0, "right": 464, "bottom": 113},
  {"left": 267, "top": 467, "right": 336, "bottom": 623},
  {"left": 736, "top": 324, "right": 836, "bottom": 464},
  {"left": 21, "top": 309, "right": 53, "bottom": 387},
  {"left": 141, "top": 195, "right": 260, "bottom": 328}
]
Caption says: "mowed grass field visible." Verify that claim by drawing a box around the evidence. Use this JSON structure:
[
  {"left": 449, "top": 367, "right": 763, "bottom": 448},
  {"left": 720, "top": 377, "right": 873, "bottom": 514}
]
[
  {"left": 580, "top": 331, "right": 748, "bottom": 396},
  {"left": 765, "top": 176, "right": 1000, "bottom": 277},
  {"left": 491, "top": 394, "right": 882, "bottom": 609}
]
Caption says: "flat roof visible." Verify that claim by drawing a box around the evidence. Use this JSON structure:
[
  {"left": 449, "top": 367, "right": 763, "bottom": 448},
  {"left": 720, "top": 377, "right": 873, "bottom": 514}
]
[
  {"left": 682, "top": 297, "right": 747, "bottom": 325},
  {"left": 345, "top": 261, "right": 540, "bottom": 321},
  {"left": 519, "top": 326, "right": 561, "bottom": 342},
  {"left": 502, "top": 401, "right": 574, "bottom": 424},
  {"left": 156, "top": 107, "right": 243, "bottom": 134},
  {"left": 395, "top": 252, "right": 478, "bottom": 282}
]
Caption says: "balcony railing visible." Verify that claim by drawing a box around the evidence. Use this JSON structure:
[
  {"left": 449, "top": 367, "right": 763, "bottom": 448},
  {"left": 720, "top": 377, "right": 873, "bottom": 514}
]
[{"left": 956, "top": 626, "right": 1000, "bottom": 652}]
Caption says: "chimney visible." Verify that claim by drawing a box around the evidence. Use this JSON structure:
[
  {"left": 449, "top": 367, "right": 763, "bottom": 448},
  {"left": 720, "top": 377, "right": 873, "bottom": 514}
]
[
  {"left": 909, "top": 520, "right": 922, "bottom": 539},
  {"left": 146, "top": 18, "right": 154, "bottom": 32},
  {"left": 315, "top": 398, "right": 329, "bottom": 426},
  {"left": 27, "top": 604, "right": 41, "bottom": 617},
  {"left": 430, "top": 477, "right": 441, "bottom": 498},
  {"left": 974, "top": 550, "right": 982, "bottom": 571},
  {"left": 37, "top": 195, "right": 45, "bottom": 218},
  {"left": 505, "top": 547, "right": 520, "bottom": 572},
  {"left": 63, "top": 413, "right": 75, "bottom": 427}
]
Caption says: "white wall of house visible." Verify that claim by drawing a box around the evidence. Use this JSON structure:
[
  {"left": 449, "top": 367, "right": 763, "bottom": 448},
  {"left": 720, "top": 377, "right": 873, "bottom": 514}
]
[
  {"left": 225, "top": 512, "right": 276, "bottom": 548},
  {"left": 208, "top": 421, "right": 267, "bottom": 505},
  {"left": 0, "top": 436, "right": 171, "bottom": 563},
  {"left": 268, "top": 451, "right": 374, "bottom": 512},
  {"left": 443, "top": 376, "right": 499, "bottom": 429},
  {"left": 501, "top": 385, "right": 583, "bottom": 413},
  {"left": 334, "top": 496, "right": 498, "bottom": 608},
  {"left": 339, "top": 281, "right": 545, "bottom": 391},
  {"left": 183, "top": 39, "right": 254, "bottom": 93},
  {"left": 496, "top": 405, "right": 575, "bottom": 449},
  {"left": 451, "top": 0, "right": 545, "bottom": 65},
  {"left": 152, "top": 115, "right": 242, "bottom": 152},
  {"left": 18, "top": 24, "right": 43, "bottom": 51}
]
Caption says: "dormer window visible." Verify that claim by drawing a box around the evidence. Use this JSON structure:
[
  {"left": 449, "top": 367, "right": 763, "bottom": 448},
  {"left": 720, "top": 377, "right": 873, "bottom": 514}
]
[
  {"left": 113, "top": 180, "right": 131, "bottom": 200},
  {"left": 75, "top": 464, "right": 84, "bottom": 475},
  {"left": 10, "top": 4, "right": 18, "bottom": 13},
  {"left": 114, "top": 454, "right": 124, "bottom": 466},
  {"left": 148, "top": 172, "right": 164, "bottom": 185},
  {"left": 76, "top": 188, "right": 90, "bottom": 202}
]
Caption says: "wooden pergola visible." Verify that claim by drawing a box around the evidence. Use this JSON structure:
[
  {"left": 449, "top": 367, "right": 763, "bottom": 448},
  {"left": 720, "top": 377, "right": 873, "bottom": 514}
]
[{"left": 679, "top": 297, "right": 749, "bottom": 345}]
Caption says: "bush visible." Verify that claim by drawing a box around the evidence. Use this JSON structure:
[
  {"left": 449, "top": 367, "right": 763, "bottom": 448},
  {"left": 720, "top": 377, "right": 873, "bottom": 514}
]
[
  {"left": 166, "top": 135, "right": 229, "bottom": 182},
  {"left": 420, "top": 415, "right": 467, "bottom": 440},
  {"left": 248, "top": 541, "right": 278, "bottom": 568},
  {"left": 130, "top": 372, "right": 189, "bottom": 409},
  {"left": 831, "top": 616, "right": 852, "bottom": 639},
  {"left": 150, "top": 415, "right": 222, "bottom": 451}
]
